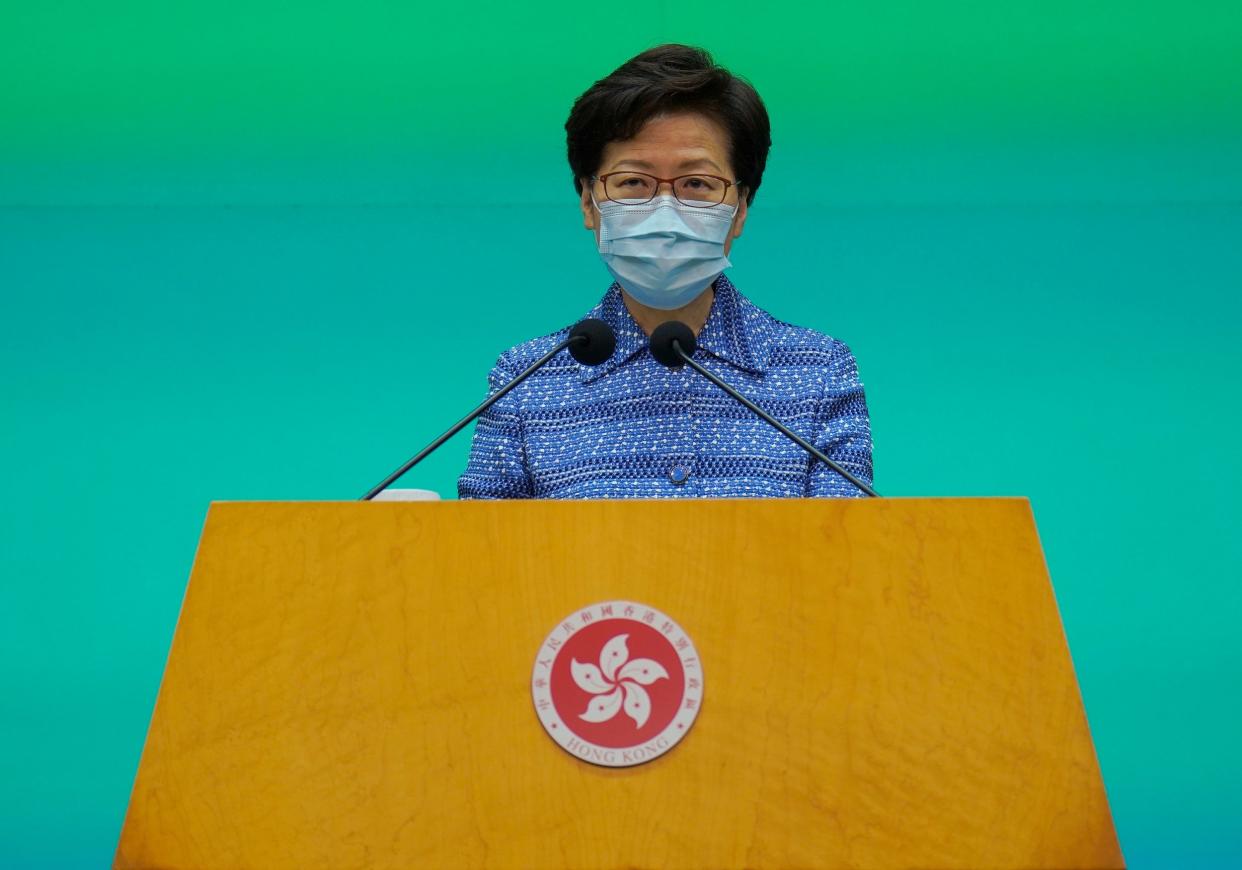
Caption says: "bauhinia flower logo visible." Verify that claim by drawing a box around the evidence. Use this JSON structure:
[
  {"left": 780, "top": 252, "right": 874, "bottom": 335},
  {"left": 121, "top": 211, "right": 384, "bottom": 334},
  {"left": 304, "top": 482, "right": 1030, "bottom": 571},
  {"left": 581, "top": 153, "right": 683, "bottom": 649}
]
[
  {"left": 572, "top": 633, "right": 669, "bottom": 728},
  {"left": 533, "top": 601, "right": 704, "bottom": 767}
]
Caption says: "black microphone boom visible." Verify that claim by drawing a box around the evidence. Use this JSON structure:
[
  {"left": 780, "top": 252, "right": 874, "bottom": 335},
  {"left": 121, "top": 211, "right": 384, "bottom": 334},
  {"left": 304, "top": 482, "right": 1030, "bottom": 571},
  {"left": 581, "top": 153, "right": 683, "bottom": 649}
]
[
  {"left": 361, "top": 318, "right": 616, "bottom": 500},
  {"left": 648, "top": 320, "right": 880, "bottom": 498}
]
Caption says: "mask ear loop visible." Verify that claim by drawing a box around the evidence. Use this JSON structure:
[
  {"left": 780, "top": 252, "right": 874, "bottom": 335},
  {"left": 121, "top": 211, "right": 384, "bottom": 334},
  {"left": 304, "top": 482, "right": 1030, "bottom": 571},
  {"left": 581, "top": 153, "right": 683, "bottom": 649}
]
[{"left": 587, "top": 188, "right": 604, "bottom": 250}]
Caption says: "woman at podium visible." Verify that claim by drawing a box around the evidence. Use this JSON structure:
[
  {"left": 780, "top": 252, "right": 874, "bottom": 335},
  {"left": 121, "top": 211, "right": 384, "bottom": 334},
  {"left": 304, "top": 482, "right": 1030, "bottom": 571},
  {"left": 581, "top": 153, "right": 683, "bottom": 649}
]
[{"left": 459, "top": 44, "right": 873, "bottom": 500}]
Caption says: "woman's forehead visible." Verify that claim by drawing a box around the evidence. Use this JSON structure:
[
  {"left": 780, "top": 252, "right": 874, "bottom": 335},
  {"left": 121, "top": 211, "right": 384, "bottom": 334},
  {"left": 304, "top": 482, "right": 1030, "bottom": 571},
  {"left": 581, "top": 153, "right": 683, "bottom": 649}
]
[{"left": 601, "top": 112, "right": 731, "bottom": 174}]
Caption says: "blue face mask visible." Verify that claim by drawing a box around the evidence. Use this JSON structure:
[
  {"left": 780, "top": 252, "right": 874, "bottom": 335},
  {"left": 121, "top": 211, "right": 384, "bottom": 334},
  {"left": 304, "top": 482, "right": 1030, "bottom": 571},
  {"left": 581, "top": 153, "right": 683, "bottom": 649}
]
[{"left": 595, "top": 194, "right": 737, "bottom": 310}]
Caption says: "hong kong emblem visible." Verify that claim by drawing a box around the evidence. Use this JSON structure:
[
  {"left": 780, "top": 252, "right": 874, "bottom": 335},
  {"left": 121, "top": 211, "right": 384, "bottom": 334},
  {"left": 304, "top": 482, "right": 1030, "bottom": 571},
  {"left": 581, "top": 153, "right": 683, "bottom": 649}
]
[{"left": 531, "top": 600, "right": 704, "bottom": 767}]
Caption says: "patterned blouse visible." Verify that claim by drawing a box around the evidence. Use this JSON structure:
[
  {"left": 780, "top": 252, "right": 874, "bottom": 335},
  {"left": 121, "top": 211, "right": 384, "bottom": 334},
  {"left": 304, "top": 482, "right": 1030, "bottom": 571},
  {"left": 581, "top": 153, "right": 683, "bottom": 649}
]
[{"left": 457, "top": 275, "right": 873, "bottom": 499}]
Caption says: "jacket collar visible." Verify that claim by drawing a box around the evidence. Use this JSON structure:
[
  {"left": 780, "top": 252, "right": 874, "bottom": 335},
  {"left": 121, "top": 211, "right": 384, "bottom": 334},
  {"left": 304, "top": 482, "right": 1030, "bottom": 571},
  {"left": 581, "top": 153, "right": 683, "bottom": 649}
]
[{"left": 579, "top": 274, "right": 772, "bottom": 384}]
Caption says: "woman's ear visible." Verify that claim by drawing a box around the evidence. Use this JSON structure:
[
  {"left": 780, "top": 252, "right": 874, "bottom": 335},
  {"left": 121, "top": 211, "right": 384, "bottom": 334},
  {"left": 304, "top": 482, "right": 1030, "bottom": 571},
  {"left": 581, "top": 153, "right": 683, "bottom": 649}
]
[
  {"left": 724, "top": 192, "right": 749, "bottom": 255},
  {"left": 580, "top": 181, "right": 597, "bottom": 231}
]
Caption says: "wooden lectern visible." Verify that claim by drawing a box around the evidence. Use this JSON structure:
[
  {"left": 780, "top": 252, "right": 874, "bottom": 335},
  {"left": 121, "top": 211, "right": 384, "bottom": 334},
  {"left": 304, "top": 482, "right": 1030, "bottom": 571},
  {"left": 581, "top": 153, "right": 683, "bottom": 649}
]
[{"left": 116, "top": 498, "right": 1123, "bottom": 869}]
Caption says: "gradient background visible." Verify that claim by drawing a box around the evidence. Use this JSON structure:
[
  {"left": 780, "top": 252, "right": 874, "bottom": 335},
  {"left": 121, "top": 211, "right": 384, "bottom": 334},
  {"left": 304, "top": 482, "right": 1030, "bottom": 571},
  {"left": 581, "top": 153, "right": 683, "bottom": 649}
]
[{"left": 2, "top": 2, "right": 1240, "bottom": 866}]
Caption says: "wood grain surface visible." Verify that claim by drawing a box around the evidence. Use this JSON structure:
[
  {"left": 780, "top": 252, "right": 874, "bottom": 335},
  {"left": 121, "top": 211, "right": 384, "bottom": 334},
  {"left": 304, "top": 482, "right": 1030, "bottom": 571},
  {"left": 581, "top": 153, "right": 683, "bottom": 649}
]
[{"left": 115, "top": 497, "right": 1123, "bottom": 869}]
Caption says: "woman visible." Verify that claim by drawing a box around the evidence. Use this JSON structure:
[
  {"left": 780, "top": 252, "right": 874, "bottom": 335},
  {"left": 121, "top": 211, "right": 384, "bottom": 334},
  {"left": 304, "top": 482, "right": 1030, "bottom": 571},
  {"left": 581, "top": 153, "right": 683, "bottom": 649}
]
[{"left": 458, "top": 44, "right": 872, "bottom": 499}]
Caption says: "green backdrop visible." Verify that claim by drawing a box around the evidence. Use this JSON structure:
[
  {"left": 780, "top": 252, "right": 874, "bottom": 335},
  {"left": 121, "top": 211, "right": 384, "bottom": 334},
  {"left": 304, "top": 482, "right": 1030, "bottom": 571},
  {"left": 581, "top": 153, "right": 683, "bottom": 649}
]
[{"left": 2, "top": 2, "right": 1239, "bottom": 866}]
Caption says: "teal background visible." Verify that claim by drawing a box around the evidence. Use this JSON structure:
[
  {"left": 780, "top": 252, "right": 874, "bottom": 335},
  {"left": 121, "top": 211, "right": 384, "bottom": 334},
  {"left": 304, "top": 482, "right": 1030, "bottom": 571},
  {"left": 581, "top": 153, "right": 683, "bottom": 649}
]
[{"left": 1, "top": 2, "right": 1239, "bottom": 866}]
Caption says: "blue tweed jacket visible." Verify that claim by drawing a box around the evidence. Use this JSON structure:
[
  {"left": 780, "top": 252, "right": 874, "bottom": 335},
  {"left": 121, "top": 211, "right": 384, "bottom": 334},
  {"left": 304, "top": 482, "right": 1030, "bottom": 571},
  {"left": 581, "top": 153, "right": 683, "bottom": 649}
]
[{"left": 458, "top": 275, "right": 873, "bottom": 499}]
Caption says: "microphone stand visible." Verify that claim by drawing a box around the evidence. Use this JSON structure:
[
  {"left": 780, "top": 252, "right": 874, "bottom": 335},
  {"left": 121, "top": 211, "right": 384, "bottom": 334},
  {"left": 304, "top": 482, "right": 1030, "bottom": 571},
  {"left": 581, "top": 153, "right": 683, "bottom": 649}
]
[
  {"left": 360, "top": 338, "right": 572, "bottom": 500},
  {"left": 669, "top": 338, "right": 880, "bottom": 498}
]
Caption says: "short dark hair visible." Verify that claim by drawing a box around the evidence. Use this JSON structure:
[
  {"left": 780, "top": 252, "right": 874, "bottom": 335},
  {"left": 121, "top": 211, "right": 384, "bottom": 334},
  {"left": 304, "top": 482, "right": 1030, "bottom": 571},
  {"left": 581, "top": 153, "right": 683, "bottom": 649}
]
[{"left": 565, "top": 44, "right": 771, "bottom": 206}]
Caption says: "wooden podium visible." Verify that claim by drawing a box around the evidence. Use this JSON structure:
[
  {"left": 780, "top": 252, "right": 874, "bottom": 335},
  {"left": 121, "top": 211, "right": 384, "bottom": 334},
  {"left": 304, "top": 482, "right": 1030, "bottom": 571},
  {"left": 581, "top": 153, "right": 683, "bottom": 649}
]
[{"left": 115, "top": 498, "right": 1123, "bottom": 869}]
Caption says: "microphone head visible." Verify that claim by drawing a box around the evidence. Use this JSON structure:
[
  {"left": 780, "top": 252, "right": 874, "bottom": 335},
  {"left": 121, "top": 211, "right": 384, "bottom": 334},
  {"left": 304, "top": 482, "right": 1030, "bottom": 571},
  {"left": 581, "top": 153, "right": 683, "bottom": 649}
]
[
  {"left": 649, "top": 320, "right": 697, "bottom": 368},
  {"left": 568, "top": 318, "right": 617, "bottom": 366}
]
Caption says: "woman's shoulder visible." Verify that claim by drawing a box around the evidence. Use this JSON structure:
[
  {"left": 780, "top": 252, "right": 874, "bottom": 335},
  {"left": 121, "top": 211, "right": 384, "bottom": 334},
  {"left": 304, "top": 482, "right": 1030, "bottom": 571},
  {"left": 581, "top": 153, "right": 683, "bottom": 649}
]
[
  {"left": 733, "top": 290, "right": 858, "bottom": 372},
  {"left": 490, "top": 324, "right": 576, "bottom": 377}
]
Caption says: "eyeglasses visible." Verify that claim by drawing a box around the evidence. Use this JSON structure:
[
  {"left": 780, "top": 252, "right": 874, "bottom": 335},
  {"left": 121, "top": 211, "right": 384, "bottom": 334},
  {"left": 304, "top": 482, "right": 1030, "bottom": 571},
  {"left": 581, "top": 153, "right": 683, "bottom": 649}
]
[{"left": 592, "top": 172, "right": 738, "bottom": 208}]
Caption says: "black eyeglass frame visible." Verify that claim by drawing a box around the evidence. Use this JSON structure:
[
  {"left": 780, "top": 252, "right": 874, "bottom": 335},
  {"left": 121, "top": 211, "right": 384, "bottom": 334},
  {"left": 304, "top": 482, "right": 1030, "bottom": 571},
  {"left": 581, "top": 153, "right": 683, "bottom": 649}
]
[{"left": 591, "top": 172, "right": 740, "bottom": 207}]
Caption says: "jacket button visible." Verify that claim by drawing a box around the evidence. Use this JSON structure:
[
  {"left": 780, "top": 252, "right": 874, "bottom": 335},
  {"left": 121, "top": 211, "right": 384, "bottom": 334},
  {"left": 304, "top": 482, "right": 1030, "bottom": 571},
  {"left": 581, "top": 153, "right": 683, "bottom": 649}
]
[{"left": 669, "top": 465, "right": 690, "bottom": 485}]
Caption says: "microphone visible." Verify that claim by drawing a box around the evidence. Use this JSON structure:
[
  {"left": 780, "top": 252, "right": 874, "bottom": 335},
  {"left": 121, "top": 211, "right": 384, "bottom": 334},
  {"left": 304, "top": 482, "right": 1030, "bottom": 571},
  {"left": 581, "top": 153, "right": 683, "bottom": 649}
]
[
  {"left": 361, "top": 318, "right": 616, "bottom": 500},
  {"left": 649, "top": 320, "right": 879, "bottom": 498}
]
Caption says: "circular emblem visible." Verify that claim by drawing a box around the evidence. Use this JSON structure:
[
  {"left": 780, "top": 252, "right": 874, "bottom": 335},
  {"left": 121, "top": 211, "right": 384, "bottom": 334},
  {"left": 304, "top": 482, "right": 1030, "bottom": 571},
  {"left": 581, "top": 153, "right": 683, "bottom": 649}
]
[{"left": 531, "top": 600, "right": 703, "bottom": 767}]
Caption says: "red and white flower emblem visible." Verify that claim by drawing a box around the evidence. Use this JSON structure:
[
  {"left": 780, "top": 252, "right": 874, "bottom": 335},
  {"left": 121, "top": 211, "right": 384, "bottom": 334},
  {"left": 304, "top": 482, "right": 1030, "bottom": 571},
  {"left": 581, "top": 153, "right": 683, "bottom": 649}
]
[
  {"left": 573, "top": 634, "right": 669, "bottom": 728},
  {"left": 532, "top": 600, "right": 704, "bottom": 768}
]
